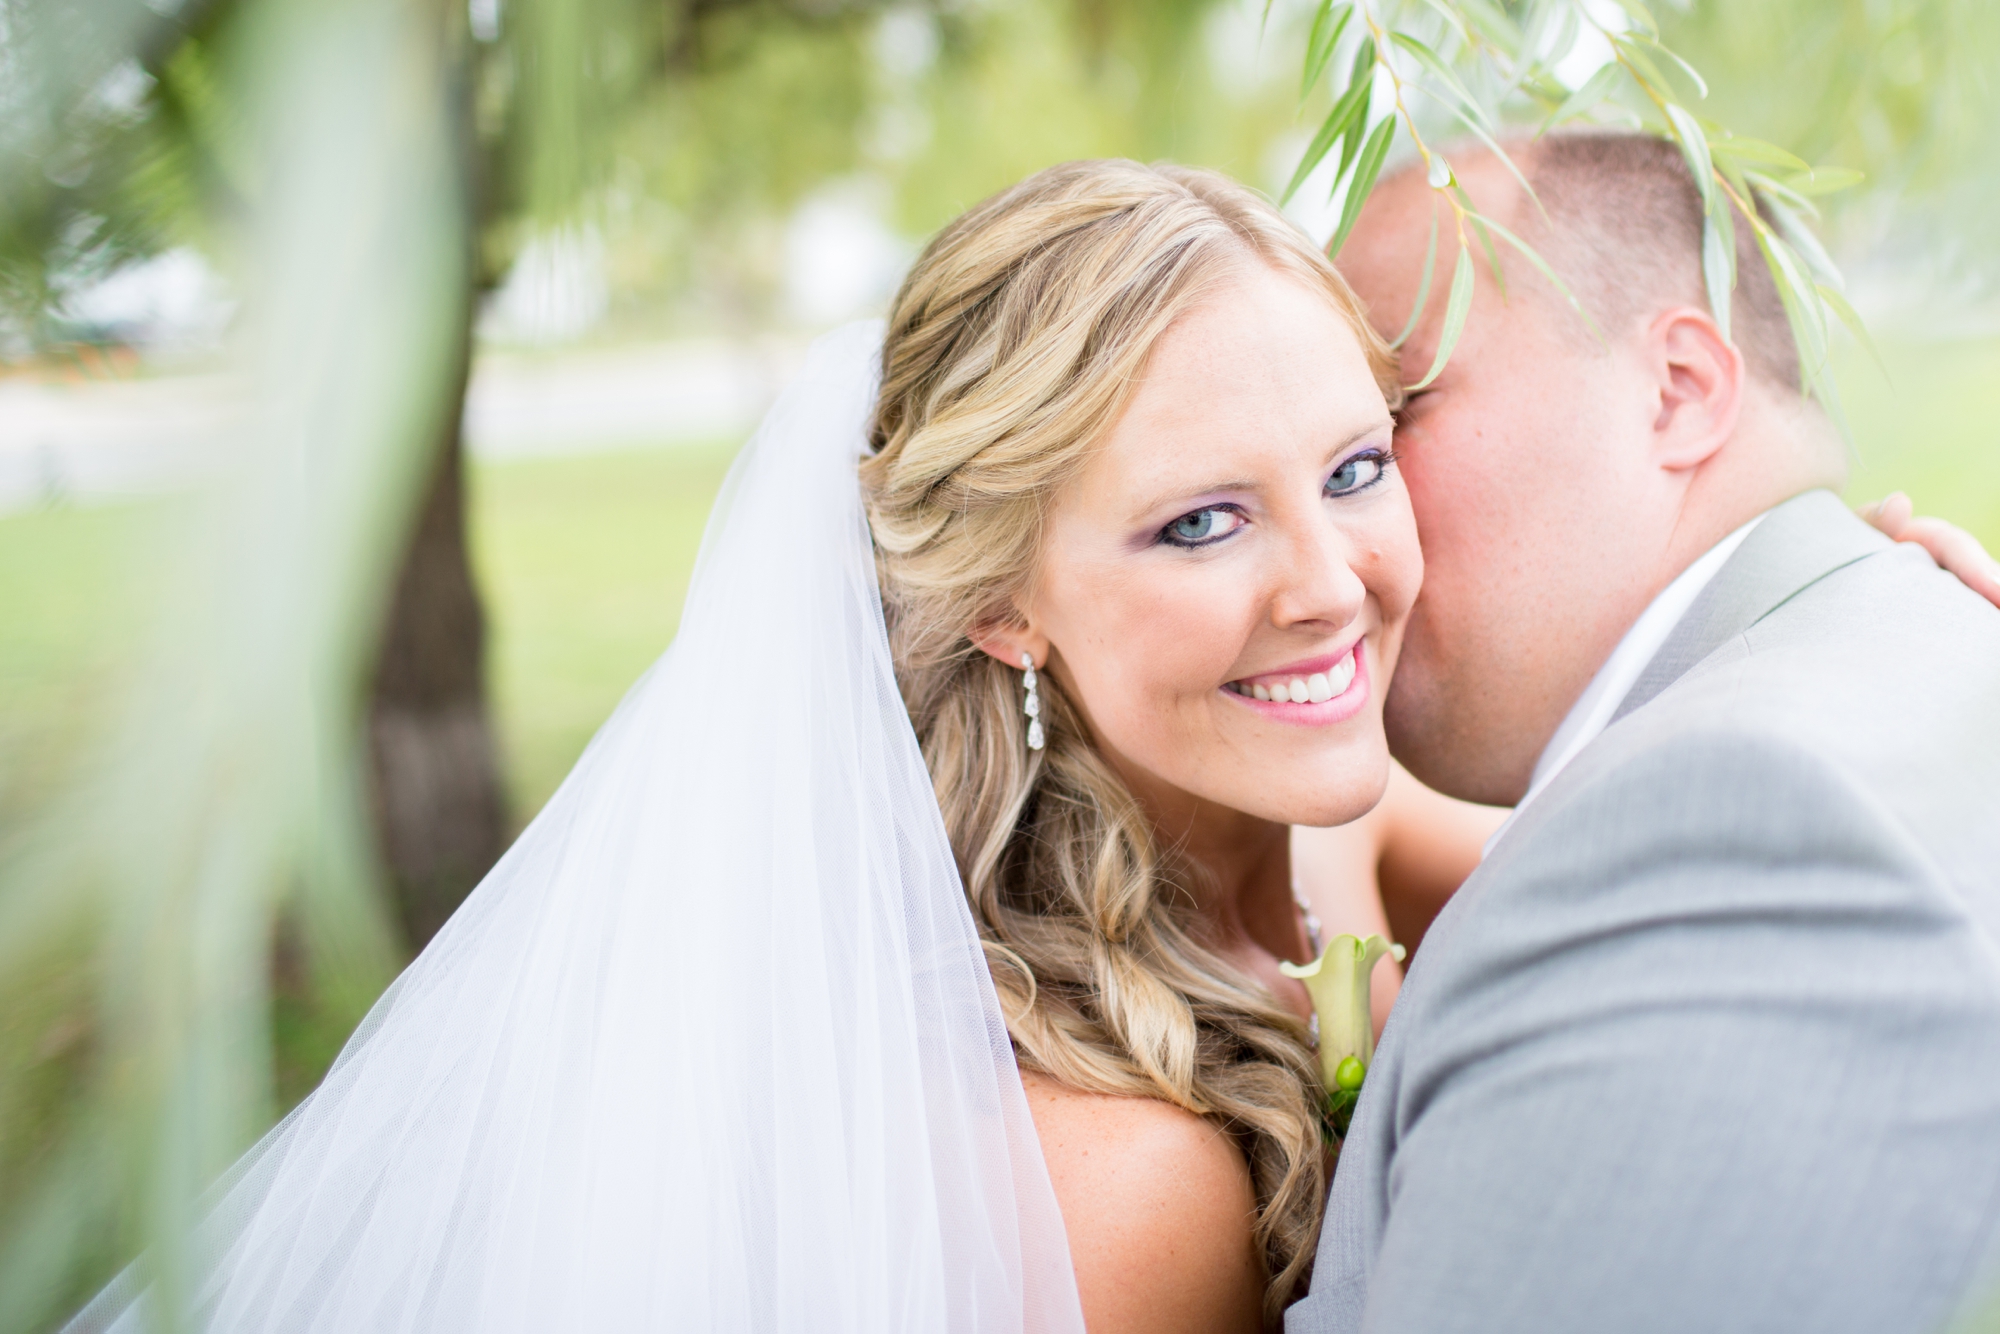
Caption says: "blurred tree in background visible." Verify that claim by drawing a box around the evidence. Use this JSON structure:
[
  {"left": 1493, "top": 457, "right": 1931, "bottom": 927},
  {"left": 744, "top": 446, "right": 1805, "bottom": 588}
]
[
  {"left": 0, "top": 0, "right": 1996, "bottom": 1328},
  {"left": 1657, "top": 0, "right": 1999, "bottom": 315}
]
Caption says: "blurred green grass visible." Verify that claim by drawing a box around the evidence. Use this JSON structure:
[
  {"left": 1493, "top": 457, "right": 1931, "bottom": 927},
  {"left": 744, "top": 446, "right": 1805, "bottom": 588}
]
[
  {"left": 470, "top": 441, "right": 741, "bottom": 822},
  {"left": 0, "top": 501, "right": 169, "bottom": 838},
  {"left": 1837, "top": 339, "right": 2000, "bottom": 542},
  {"left": 0, "top": 442, "right": 741, "bottom": 1214}
]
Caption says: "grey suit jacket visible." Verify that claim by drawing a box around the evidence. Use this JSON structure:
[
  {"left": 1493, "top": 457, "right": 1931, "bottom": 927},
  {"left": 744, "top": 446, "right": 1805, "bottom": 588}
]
[{"left": 1289, "top": 490, "right": 2000, "bottom": 1334}]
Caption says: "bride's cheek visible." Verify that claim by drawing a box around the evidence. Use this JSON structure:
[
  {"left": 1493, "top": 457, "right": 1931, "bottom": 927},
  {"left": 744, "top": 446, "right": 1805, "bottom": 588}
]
[{"left": 1366, "top": 501, "right": 1426, "bottom": 628}]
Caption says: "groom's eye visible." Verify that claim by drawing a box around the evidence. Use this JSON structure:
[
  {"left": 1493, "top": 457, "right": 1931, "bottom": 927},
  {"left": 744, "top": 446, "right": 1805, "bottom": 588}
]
[
  {"left": 1161, "top": 506, "right": 1245, "bottom": 547},
  {"left": 1326, "top": 449, "right": 1390, "bottom": 497}
]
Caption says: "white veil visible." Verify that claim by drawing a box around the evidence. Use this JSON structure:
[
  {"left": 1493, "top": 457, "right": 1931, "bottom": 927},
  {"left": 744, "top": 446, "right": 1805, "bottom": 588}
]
[{"left": 74, "top": 322, "right": 1084, "bottom": 1333}]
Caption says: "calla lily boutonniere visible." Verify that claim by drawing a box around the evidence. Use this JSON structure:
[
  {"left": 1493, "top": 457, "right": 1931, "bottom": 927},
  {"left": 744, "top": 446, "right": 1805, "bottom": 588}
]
[{"left": 1279, "top": 934, "right": 1406, "bottom": 1140}]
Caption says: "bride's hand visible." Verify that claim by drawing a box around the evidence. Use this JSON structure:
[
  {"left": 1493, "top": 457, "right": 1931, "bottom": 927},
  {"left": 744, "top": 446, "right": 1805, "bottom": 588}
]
[{"left": 1861, "top": 493, "right": 2000, "bottom": 608}]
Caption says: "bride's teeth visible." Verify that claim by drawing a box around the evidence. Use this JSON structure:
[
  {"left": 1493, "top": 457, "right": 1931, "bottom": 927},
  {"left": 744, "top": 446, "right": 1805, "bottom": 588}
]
[
  {"left": 1238, "top": 650, "right": 1360, "bottom": 706},
  {"left": 1328, "top": 651, "right": 1356, "bottom": 693}
]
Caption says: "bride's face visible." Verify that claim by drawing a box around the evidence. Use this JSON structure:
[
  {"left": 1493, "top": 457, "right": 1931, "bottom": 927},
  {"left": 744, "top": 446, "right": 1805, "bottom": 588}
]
[{"left": 1014, "top": 263, "right": 1420, "bottom": 829}]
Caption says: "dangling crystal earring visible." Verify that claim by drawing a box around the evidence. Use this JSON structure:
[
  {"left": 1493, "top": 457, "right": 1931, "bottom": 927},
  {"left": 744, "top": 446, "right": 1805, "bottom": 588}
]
[{"left": 1020, "top": 652, "right": 1045, "bottom": 751}]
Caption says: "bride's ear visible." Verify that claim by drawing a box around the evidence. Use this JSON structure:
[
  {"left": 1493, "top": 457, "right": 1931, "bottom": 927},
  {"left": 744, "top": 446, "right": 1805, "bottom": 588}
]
[{"left": 969, "top": 610, "right": 1051, "bottom": 672}]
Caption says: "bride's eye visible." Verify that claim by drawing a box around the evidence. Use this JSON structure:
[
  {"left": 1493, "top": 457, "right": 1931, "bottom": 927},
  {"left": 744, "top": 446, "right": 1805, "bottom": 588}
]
[
  {"left": 1161, "top": 506, "right": 1245, "bottom": 548},
  {"left": 1326, "top": 449, "right": 1391, "bottom": 497}
]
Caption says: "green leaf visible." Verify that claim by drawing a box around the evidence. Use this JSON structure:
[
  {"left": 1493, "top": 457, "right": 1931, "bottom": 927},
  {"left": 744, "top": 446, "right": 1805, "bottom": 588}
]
[
  {"left": 1635, "top": 33, "right": 1708, "bottom": 99},
  {"left": 1331, "top": 38, "right": 1379, "bottom": 186},
  {"left": 1408, "top": 241, "right": 1474, "bottom": 390},
  {"left": 1521, "top": 0, "right": 1561, "bottom": 59},
  {"left": 1519, "top": 70, "right": 1573, "bottom": 107},
  {"left": 1464, "top": 202, "right": 1508, "bottom": 296},
  {"left": 1816, "top": 281, "right": 1885, "bottom": 376},
  {"left": 1702, "top": 190, "right": 1736, "bottom": 343},
  {"left": 1327, "top": 113, "right": 1397, "bottom": 259},
  {"left": 1708, "top": 135, "right": 1809, "bottom": 174},
  {"left": 1778, "top": 166, "right": 1865, "bottom": 198},
  {"left": 1390, "top": 31, "right": 1491, "bottom": 130},
  {"left": 1600, "top": 0, "right": 1660, "bottom": 41},
  {"left": 1418, "top": 0, "right": 1473, "bottom": 49},
  {"left": 1757, "top": 228, "right": 1830, "bottom": 394},
  {"left": 1284, "top": 74, "right": 1369, "bottom": 204},
  {"left": 1664, "top": 102, "right": 1716, "bottom": 217},
  {"left": 1609, "top": 34, "right": 1677, "bottom": 101},
  {"left": 1538, "top": 61, "right": 1622, "bottom": 135},
  {"left": 1391, "top": 203, "right": 1441, "bottom": 349},
  {"left": 1436, "top": 96, "right": 1545, "bottom": 223},
  {"left": 1301, "top": 2, "right": 1354, "bottom": 99},
  {"left": 1468, "top": 208, "right": 1607, "bottom": 344},
  {"left": 1593, "top": 101, "right": 1647, "bottom": 132},
  {"left": 1543, "top": 4, "right": 1581, "bottom": 81},
  {"left": 1455, "top": 0, "right": 1522, "bottom": 56},
  {"left": 1814, "top": 358, "right": 1857, "bottom": 453},
  {"left": 1744, "top": 170, "right": 1820, "bottom": 221},
  {"left": 1762, "top": 192, "right": 1843, "bottom": 288},
  {"left": 1716, "top": 154, "right": 1758, "bottom": 209}
]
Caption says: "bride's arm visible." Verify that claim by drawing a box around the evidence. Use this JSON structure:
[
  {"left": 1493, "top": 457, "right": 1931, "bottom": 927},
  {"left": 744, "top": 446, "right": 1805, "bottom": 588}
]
[
  {"left": 1862, "top": 494, "right": 2000, "bottom": 607},
  {"left": 1021, "top": 1072, "right": 1264, "bottom": 1334},
  {"left": 1371, "top": 762, "right": 1509, "bottom": 952}
]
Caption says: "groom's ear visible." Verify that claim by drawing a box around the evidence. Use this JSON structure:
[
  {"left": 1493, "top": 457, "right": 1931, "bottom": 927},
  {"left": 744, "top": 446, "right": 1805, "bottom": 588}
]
[{"left": 1643, "top": 305, "right": 1744, "bottom": 473}]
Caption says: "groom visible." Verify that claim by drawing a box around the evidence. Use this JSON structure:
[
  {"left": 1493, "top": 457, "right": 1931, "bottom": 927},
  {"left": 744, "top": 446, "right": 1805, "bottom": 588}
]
[{"left": 1289, "top": 130, "right": 2000, "bottom": 1333}]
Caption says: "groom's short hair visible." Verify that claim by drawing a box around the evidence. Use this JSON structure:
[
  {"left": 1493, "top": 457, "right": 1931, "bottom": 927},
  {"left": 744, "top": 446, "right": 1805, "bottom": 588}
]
[{"left": 1519, "top": 131, "right": 1801, "bottom": 390}]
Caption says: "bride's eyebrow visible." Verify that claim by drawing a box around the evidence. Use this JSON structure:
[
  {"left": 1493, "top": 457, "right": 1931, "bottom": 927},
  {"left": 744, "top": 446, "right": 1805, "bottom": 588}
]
[
  {"left": 1316, "top": 419, "right": 1397, "bottom": 470},
  {"left": 1133, "top": 478, "right": 1256, "bottom": 518},
  {"left": 1132, "top": 421, "right": 1391, "bottom": 516}
]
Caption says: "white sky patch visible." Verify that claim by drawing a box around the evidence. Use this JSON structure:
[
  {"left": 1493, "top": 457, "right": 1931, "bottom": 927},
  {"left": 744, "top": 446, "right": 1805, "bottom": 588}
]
[
  {"left": 873, "top": 7, "right": 939, "bottom": 83},
  {"left": 483, "top": 226, "right": 609, "bottom": 346},
  {"left": 468, "top": 0, "right": 500, "bottom": 42},
  {"left": 782, "top": 179, "right": 914, "bottom": 328},
  {"left": 1552, "top": 0, "right": 1630, "bottom": 89},
  {"left": 1204, "top": 0, "right": 1271, "bottom": 100},
  {"left": 60, "top": 246, "right": 235, "bottom": 349}
]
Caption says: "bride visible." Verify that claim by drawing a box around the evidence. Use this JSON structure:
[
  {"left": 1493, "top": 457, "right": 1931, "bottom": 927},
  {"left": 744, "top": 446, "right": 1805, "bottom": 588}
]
[
  {"left": 862, "top": 158, "right": 1424, "bottom": 1331},
  {"left": 74, "top": 158, "right": 1991, "bottom": 1334}
]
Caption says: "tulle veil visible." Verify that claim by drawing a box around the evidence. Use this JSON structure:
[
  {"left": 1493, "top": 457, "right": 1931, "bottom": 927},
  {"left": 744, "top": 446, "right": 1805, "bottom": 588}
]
[{"left": 72, "top": 322, "right": 1085, "bottom": 1332}]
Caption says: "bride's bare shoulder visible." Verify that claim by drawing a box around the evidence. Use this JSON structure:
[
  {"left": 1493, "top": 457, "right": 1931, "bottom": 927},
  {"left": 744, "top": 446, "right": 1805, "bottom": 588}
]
[{"left": 1020, "top": 1070, "right": 1263, "bottom": 1334}]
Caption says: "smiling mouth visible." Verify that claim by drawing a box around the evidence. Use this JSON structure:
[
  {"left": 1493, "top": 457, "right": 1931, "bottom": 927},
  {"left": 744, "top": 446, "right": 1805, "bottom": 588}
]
[{"left": 1223, "top": 644, "right": 1360, "bottom": 704}]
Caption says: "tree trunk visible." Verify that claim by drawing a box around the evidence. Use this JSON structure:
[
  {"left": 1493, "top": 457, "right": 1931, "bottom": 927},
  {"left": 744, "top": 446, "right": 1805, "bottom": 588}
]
[{"left": 366, "top": 292, "right": 506, "bottom": 952}]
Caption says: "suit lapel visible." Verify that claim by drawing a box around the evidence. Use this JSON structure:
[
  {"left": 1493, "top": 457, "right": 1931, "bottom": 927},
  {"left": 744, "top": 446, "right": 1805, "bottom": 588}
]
[{"left": 1610, "top": 489, "right": 1892, "bottom": 725}]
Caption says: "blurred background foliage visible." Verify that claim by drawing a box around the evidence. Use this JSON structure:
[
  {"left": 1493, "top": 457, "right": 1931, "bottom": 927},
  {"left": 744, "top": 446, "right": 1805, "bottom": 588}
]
[{"left": 0, "top": 0, "right": 1995, "bottom": 1327}]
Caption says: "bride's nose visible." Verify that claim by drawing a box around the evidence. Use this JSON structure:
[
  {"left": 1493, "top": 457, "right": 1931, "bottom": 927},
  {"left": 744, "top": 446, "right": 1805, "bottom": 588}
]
[{"left": 1268, "top": 513, "right": 1368, "bottom": 631}]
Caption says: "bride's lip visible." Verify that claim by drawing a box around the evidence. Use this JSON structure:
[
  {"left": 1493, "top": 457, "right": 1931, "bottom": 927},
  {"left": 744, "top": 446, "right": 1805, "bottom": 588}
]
[
  {"left": 1220, "top": 640, "right": 1370, "bottom": 726},
  {"left": 1229, "top": 645, "right": 1362, "bottom": 689}
]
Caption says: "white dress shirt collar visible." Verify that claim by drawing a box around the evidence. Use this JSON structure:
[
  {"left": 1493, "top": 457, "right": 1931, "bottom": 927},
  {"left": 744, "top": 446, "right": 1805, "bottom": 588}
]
[{"left": 1483, "top": 510, "right": 1769, "bottom": 858}]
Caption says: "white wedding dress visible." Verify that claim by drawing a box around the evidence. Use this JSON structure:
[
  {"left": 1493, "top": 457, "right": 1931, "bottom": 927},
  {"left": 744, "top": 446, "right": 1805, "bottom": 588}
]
[{"left": 72, "top": 323, "right": 1084, "bottom": 1333}]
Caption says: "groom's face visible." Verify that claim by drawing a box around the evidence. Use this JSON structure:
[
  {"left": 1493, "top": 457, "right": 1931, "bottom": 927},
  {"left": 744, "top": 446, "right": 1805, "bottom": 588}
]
[{"left": 1338, "top": 164, "right": 1678, "bottom": 806}]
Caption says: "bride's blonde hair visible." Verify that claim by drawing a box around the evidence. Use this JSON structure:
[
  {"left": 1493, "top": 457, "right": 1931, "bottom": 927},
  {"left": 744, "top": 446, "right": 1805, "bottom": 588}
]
[{"left": 861, "top": 159, "right": 1397, "bottom": 1323}]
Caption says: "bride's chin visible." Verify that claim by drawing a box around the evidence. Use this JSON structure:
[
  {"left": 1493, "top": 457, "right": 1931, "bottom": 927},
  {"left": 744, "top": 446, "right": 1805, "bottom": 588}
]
[{"left": 1235, "top": 761, "right": 1392, "bottom": 830}]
